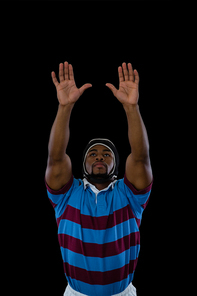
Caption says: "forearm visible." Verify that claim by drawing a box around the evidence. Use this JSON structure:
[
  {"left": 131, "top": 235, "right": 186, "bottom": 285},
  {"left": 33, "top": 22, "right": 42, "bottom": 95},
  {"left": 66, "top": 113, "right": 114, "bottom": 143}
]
[
  {"left": 124, "top": 104, "right": 150, "bottom": 161},
  {"left": 48, "top": 103, "right": 74, "bottom": 161}
]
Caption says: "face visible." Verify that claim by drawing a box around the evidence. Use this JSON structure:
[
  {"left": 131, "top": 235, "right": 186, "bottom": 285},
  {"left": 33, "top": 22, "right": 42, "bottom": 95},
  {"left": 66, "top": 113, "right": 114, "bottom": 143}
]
[{"left": 85, "top": 145, "right": 114, "bottom": 176}]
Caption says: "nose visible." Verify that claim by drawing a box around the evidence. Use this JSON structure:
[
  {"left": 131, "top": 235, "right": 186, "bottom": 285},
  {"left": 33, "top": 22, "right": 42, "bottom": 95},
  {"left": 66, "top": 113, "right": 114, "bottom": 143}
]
[{"left": 96, "top": 154, "right": 104, "bottom": 161}]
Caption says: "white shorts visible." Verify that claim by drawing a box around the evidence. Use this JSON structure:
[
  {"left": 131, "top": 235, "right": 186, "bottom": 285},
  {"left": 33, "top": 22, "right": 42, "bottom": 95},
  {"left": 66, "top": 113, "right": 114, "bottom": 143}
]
[{"left": 64, "top": 282, "right": 137, "bottom": 296}]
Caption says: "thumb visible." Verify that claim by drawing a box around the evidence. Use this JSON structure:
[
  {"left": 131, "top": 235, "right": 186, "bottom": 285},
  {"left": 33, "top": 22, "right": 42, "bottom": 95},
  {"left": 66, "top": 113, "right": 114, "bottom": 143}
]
[
  {"left": 79, "top": 83, "right": 92, "bottom": 95},
  {"left": 105, "top": 83, "right": 118, "bottom": 96}
]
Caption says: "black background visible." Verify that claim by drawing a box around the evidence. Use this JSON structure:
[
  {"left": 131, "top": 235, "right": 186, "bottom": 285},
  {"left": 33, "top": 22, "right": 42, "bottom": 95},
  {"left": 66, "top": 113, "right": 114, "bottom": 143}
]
[{"left": 4, "top": 2, "right": 179, "bottom": 296}]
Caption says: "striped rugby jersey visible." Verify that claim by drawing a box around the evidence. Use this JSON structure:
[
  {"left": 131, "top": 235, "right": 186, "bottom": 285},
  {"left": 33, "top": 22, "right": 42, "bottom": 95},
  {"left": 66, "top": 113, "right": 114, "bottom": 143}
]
[{"left": 45, "top": 174, "right": 152, "bottom": 296}]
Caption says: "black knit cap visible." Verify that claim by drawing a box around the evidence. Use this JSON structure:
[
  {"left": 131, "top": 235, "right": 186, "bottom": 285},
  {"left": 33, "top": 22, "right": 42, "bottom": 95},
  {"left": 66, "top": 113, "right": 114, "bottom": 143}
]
[{"left": 82, "top": 138, "right": 119, "bottom": 183}]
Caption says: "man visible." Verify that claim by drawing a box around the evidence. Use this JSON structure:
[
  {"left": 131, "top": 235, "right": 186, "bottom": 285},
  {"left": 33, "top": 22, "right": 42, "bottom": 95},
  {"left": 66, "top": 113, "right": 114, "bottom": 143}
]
[{"left": 45, "top": 61, "right": 153, "bottom": 296}]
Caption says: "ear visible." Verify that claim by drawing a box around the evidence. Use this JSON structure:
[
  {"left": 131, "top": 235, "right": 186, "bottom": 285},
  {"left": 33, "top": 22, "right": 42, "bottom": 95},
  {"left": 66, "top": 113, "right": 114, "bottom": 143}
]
[{"left": 84, "top": 157, "right": 91, "bottom": 175}]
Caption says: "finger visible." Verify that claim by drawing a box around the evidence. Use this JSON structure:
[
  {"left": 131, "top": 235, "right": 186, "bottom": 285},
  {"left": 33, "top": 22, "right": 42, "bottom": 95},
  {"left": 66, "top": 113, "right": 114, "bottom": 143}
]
[
  {"left": 64, "top": 61, "right": 69, "bottom": 80},
  {"left": 105, "top": 83, "right": 118, "bottom": 96},
  {"left": 128, "top": 63, "right": 134, "bottom": 82},
  {"left": 122, "top": 62, "right": 129, "bottom": 81},
  {"left": 68, "top": 64, "right": 74, "bottom": 81},
  {"left": 51, "top": 71, "right": 59, "bottom": 88},
  {"left": 79, "top": 83, "right": 92, "bottom": 95},
  {"left": 118, "top": 66, "right": 124, "bottom": 83},
  {"left": 134, "top": 69, "right": 139, "bottom": 85},
  {"left": 59, "top": 63, "right": 64, "bottom": 82}
]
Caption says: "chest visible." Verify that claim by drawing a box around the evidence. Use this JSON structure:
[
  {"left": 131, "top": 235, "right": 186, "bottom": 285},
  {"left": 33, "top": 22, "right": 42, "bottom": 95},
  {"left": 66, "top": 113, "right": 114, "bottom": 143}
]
[
  {"left": 68, "top": 186, "right": 129, "bottom": 219},
  {"left": 58, "top": 188, "right": 138, "bottom": 245}
]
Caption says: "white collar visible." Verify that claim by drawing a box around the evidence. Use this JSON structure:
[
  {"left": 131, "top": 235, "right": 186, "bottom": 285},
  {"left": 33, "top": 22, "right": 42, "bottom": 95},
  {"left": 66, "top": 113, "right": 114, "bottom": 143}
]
[{"left": 83, "top": 178, "right": 117, "bottom": 193}]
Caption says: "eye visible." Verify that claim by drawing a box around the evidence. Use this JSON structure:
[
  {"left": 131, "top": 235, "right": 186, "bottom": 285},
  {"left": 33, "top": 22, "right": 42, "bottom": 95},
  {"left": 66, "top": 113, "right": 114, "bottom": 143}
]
[
  {"left": 104, "top": 153, "right": 110, "bottom": 157},
  {"left": 90, "top": 153, "right": 96, "bottom": 157}
]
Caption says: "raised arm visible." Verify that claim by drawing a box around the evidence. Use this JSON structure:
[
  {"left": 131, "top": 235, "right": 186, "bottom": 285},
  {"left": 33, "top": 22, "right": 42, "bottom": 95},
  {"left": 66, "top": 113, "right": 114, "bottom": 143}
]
[
  {"left": 106, "top": 62, "right": 153, "bottom": 190},
  {"left": 45, "top": 61, "right": 92, "bottom": 190}
]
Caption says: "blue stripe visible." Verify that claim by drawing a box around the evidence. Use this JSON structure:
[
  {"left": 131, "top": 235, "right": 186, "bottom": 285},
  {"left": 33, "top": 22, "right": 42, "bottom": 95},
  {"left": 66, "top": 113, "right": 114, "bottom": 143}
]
[
  {"left": 58, "top": 218, "right": 139, "bottom": 244},
  {"left": 66, "top": 179, "right": 130, "bottom": 217},
  {"left": 49, "top": 178, "right": 150, "bottom": 219},
  {"left": 66, "top": 274, "right": 134, "bottom": 296},
  {"left": 60, "top": 245, "right": 140, "bottom": 272}
]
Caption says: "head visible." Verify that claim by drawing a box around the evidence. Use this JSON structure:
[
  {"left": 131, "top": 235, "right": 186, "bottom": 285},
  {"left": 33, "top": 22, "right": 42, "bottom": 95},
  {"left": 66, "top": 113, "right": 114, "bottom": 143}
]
[{"left": 82, "top": 138, "right": 119, "bottom": 184}]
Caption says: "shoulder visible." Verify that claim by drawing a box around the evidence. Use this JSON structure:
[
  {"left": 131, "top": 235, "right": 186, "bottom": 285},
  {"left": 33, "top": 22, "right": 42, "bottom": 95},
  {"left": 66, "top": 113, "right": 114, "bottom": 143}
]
[
  {"left": 123, "top": 174, "right": 153, "bottom": 195},
  {"left": 115, "top": 175, "right": 153, "bottom": 219},
  {"left": 45, "top": 176, "right": 83, "bottom": 208},
  {"left": 115, "top": 175, "right": 152, "bottom": 194}
]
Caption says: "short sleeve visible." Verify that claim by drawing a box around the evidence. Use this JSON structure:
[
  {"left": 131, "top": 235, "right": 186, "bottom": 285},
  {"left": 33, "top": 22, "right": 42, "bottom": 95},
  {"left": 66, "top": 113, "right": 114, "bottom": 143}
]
[
  {"left": 45, "top": 175, "right": 74, "bottom": 209},
  {"left": 121, "top": 174, "right": 153, "bottom": 220}
]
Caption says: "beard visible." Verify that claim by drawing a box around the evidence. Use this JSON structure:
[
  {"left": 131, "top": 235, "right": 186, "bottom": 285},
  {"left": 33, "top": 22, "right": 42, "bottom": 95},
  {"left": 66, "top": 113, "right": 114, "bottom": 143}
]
[{"left": 88, "top": 172, "right": 109, "bottom": 180}]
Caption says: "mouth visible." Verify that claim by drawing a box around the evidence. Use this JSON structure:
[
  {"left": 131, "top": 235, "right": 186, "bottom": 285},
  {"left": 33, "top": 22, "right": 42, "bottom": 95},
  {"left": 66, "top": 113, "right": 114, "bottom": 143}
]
[{"left": 93, "top": 162, "right": 107, "bottom": 169}]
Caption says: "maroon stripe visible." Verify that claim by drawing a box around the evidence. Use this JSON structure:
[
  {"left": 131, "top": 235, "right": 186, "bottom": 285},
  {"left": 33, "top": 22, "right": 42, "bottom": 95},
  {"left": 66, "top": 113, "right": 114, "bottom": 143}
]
[
  {"left": 45, "top": 175, "right": 74, "bottom": 196},
  {"left": 49, "top": 199, "right": 57, "bottom": 209},
  {"left": 63, "top": 259, "right": 138, "bottom": 285},
  {"left": 57, "top": 204, "right": 140, "bottom": 229},
  {"left": 58, "top": 232, "right": 140, "bottom": 258},
  {"left": 141, "top": 198, "right": 150, "bottom": 209}
]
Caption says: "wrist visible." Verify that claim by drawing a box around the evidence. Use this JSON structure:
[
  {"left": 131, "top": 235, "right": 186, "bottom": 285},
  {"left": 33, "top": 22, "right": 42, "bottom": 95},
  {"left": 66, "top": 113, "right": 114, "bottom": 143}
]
[
  {"left": 59, "top": 102, "right": 75, "bottom": 111},
  {"left": 123, "top": 103, "right": 139, "bottom": 113}
]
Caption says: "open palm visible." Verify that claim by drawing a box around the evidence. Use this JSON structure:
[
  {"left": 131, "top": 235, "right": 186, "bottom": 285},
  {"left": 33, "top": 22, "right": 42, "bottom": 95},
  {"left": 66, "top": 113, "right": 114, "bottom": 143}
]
[
  {"left": 52, "top": 62, "right": 92, "bottom": 106},
  {"left": 106, "top": 63, "right": 139, "bottom": 106}
]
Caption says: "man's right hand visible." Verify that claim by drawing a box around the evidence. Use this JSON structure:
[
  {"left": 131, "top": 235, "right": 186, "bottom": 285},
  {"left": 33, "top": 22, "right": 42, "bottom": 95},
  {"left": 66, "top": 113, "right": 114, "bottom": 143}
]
[{"left": 51, "top": 61, "right": 92, "bottom": 106}]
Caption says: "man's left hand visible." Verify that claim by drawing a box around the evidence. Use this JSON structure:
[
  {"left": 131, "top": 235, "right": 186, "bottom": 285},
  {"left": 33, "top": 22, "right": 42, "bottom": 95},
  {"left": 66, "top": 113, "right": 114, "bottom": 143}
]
[{"left": 106, "top": 63, "right": 139, "bottom": 107}]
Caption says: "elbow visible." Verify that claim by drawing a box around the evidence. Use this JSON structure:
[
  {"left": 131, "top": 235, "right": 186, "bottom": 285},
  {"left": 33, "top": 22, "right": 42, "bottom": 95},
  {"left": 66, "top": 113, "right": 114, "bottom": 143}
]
[
  {"left": 47, "top": 146, "right": 66, "bottom": 163},
  {"left": 47, "top": 154, "right": 64, "bottom": 165},
  {"left": 134, "top": 156, "right": 150, "bottom": 164},
  {"left": 132, "top": 149, "right": 150, "bottom": 164}
]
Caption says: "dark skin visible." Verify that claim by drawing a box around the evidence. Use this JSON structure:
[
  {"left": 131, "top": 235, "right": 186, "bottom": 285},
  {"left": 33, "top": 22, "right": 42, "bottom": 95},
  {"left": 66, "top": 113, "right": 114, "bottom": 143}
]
[
  {"left": 85, "top": 145, "right": 115, "bottom": 190},
  {"left": 45, "top": 61, "right": 152, "bottom": 191}
]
